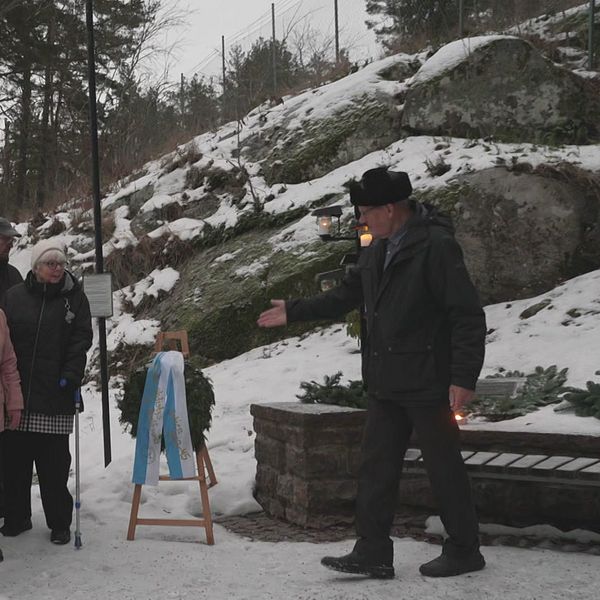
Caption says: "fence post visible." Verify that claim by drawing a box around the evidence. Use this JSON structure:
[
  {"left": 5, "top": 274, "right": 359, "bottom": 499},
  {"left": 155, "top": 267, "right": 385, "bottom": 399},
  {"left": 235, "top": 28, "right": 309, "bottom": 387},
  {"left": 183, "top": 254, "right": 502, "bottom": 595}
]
[
  {"left": 180, "top": 73, "right": 185, "bottom": 127},
  {"left": 589, "top": 0, "right": 596, "bottom": 70},
  {"left": 272, "top": 3, "right": 277, "bottom": 96},
  {"left": 334, "top": 0, "right": 340, "bottom": 63},
  {"left": 221, "top": 35, "right": 227, "bottom": 118}
]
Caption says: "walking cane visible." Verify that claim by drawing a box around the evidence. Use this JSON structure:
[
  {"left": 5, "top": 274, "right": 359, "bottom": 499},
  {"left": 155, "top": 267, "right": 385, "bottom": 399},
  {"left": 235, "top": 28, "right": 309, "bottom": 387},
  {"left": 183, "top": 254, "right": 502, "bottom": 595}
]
[
  {"left": 73, "top": 387, "right": 82, "bottom": 549},
  {"left": 60, "top": 379, "right": 83, "bottom": 549}
]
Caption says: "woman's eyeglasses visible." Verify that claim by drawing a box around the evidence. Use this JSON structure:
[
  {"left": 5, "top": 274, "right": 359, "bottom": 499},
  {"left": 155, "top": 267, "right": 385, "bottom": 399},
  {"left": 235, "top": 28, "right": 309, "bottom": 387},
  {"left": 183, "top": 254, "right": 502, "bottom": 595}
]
[{"left": 40, "top": 260, "right": 66, "bottom": 270}]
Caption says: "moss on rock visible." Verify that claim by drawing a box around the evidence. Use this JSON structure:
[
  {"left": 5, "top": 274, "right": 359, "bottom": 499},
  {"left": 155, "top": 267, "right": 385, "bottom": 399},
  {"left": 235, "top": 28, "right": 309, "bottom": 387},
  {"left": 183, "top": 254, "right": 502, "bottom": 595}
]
[
  {"left": 147, "top": 223, "right": 353, "bottom": 362},
  {"left": 259, "top": 97, "right": 399, "bottom": 185}
]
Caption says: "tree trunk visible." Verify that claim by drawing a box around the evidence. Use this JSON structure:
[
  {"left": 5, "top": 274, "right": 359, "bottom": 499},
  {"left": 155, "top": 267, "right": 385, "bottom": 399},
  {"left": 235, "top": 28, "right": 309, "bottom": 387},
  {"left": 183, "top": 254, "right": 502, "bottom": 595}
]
[
  {"left": 35, "top": 12, "right": 55, "bottom": 209},
  {"left": 1, "top": 119, "right": 12, "bottom": 213},
  {"left": 15, "top": 63, "right": 32, "bottom": 210}
]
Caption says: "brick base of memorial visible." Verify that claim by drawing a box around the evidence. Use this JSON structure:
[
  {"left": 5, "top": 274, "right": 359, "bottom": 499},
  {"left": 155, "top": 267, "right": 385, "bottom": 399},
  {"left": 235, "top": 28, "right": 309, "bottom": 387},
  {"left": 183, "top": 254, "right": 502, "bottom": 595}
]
[
  {"left": 251, "top": 402, "right": 600, "bottom": 532},
  {"left": 251, "top": 403, "right": 365, "bottom": 528}
]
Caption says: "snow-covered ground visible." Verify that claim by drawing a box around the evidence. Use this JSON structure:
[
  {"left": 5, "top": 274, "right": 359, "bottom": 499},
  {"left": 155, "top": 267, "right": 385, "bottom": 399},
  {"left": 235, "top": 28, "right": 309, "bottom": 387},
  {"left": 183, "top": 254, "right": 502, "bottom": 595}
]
[{"left": 1, "top": 320, "right": 600, "bottom": 599}]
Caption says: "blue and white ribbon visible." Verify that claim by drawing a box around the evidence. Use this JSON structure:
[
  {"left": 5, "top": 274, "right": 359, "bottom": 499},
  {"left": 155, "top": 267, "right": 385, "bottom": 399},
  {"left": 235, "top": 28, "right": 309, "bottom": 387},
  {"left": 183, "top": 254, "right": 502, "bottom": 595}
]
[{"left": 132, "top": 351, "right": 195, "bottom": 485}]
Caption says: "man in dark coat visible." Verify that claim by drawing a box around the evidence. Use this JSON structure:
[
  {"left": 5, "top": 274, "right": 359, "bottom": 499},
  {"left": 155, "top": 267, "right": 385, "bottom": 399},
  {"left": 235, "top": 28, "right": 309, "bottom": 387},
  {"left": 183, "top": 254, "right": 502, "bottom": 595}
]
[
  {"left": 258, "top": 167, "right": 486, "bottom": 579},
  {"left": 0, "top": 217, "right": 23, "bottom": 519}
]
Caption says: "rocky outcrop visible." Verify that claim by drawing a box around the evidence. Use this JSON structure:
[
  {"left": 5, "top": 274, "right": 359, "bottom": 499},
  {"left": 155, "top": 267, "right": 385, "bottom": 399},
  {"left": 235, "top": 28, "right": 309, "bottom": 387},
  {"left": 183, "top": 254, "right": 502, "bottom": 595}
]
[
  {"left": 417, "top": 166, "right": 600, "bottom": 303},
  {"left": 239, "top": 55, "right": 422, "bottom": 186},
  {"left": 414, "top": 167, "right": 600, "bottom": 303},
  {"left": 402, "top": 36, "right": 600, "bottom": 144},
  {"left": 257, "top": 94, "right": 400, "bottom": 186},
  {"left": 147, "top": 224, "right": 353, "bottom": 362}
]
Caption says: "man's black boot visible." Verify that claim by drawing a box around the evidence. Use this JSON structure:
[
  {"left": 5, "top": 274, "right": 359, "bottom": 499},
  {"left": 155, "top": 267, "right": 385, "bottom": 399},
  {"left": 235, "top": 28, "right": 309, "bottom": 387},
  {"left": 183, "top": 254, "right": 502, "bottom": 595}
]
[
  {"left": 321, "top": 549, "right": 395, "bottom": 579},
  {"left": 50, "top": 529, "right": 71, "bottom": 545},
  {"left": 419, "top": 549, "right": 485, "bottom": 577},
  {"left": 0, "top": 517, "right": 32, "bottom": 537}
]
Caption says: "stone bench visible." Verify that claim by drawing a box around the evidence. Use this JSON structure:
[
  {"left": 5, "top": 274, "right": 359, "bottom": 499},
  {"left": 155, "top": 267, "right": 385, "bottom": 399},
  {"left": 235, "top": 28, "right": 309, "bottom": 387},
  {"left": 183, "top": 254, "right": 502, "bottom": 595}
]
[
  {"left": 402, "top": 429, "right": 600, "bottom": 531},
  {"left": 404, "top": 448, "right": 600, "bottom": 487}
]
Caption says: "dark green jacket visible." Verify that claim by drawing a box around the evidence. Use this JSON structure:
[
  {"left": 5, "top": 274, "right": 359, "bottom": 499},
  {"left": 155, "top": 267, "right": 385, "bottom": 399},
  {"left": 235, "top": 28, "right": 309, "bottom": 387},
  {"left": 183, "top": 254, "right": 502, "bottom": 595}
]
[
  {"left": 286, "top": 204, "right": 486, "bottom": 405},
  {"left": 5, "top": 270, "right": 93, "bottom": 415}
]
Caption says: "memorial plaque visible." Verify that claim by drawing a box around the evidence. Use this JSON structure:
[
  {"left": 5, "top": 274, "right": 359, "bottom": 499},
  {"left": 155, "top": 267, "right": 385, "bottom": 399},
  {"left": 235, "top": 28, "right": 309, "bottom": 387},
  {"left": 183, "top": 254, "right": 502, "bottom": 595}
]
[{"left": 83, "top": 273, "right": 113, "bottom": 318}]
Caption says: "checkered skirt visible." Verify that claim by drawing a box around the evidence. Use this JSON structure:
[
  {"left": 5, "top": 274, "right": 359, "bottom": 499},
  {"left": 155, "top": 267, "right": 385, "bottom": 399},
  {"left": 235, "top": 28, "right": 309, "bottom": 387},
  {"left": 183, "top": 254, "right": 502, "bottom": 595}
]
[{"left": 16, "top": 412, "right": 74, "bottom": 435}]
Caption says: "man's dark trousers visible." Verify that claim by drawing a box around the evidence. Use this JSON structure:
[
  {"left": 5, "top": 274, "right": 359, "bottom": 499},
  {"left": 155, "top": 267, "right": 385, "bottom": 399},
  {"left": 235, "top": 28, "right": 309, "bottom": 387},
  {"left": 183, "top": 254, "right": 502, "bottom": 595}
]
[
  {"left": 354, "top": 396, "right": 479, "bottom": 561},
  {"left": 2, "top": 430, "right": 73, "bottom": 531}
]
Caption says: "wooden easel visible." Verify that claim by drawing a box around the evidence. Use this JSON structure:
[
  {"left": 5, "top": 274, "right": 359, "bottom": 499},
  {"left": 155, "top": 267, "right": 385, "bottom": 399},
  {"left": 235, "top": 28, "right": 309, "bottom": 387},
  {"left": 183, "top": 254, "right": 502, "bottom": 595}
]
[
  {"left": 153, "top": 330, "right": 190, "bottom": 357},
  {"left": 127, "top": 331, "right": 217, "bottom": 544}
]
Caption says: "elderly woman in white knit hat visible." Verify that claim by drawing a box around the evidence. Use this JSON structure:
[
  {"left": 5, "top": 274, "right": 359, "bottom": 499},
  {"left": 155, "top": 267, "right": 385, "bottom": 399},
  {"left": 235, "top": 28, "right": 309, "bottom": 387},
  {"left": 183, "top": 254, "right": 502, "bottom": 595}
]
[{"left": 1, "top": 238, "right": 92, "bottom": 545}]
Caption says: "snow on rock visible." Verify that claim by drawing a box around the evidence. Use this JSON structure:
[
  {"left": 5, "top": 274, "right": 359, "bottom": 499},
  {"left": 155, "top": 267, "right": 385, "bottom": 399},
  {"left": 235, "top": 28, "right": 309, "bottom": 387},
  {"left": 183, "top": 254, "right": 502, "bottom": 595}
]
[
  {"left": 122, "top": 267, "right": 180, "bottom": 307},
  {"left": 212, "top": 249, "right": 242, "bottom": 264},
  {"left": 102, "top": 171, "right": 155, "bottom": 209},
  {"left": 106, "top": 314, "right": 160, "bottom": 352},
  {"left": 148, "top": 217, "right": 205, "bottom": 241},
  {"left": 139, "top": 193, "right": 180, "bottom": 213},
  {"left": 234, "top": 260, "right": 268, "bottom": 279},
  {"left": 411, "top": 35, "right": 519, "bottom": 84}
]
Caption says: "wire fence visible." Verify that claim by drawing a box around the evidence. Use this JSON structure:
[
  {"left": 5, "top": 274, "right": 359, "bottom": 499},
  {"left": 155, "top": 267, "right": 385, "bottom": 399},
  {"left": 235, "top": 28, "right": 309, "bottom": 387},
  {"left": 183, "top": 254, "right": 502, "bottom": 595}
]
[{"left": 183, "top": 0, "right": 376, "bottom": 91}]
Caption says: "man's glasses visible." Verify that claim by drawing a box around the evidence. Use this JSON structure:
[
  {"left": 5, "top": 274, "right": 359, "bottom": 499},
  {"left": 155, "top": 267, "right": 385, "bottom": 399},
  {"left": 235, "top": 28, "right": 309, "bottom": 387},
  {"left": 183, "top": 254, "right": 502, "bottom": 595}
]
[
  {"left": 39, "top": 260, "right": 66, "bottom": 270},
  {"left": 358, "top": 205, "right": 383, "bottom": 218}
]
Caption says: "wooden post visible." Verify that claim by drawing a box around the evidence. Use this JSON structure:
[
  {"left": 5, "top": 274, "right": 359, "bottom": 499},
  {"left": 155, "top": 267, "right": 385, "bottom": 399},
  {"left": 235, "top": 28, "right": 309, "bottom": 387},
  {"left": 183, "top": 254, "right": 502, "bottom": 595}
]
[{"left": 334, "top": 0, "right": 340, "bottom": 63}]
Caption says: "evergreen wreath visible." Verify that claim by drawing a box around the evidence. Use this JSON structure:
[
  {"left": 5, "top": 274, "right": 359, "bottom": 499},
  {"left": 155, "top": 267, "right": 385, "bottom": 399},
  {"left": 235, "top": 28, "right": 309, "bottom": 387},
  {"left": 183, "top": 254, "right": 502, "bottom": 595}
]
[{"left": 117, "top": 355, "right": 215, "bottom": 451}]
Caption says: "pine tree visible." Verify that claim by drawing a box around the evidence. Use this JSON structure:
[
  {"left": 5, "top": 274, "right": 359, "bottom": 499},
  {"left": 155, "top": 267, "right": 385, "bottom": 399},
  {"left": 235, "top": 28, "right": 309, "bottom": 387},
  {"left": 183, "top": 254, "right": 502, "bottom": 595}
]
[
  {"left": 0, "top": 0, "right": 166, "bottom": 214},
  {"left": 365, "top": 0, "right": 461, "bottom": 47}
]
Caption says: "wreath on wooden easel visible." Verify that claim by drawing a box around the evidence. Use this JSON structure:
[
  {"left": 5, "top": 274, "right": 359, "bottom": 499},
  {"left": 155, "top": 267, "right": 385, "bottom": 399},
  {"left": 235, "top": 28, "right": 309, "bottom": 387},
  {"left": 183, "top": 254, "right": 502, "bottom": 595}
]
[{"left": 117, "top": 355, "right": 215, "bottom": 451}]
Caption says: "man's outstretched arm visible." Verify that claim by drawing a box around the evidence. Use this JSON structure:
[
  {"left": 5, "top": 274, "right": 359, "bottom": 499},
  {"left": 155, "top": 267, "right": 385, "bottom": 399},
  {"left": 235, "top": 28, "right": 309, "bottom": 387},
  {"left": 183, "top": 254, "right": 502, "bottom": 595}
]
[{"left": 257, "top": 299, "right": 287, "bottom": 328}]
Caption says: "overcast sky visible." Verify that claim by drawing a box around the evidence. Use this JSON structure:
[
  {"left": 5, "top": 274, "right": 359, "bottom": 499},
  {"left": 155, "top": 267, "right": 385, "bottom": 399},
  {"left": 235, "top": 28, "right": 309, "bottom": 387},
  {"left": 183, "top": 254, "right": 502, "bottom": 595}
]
[{"left": 155, "top": 0, "right": 380, "bottom": 83}]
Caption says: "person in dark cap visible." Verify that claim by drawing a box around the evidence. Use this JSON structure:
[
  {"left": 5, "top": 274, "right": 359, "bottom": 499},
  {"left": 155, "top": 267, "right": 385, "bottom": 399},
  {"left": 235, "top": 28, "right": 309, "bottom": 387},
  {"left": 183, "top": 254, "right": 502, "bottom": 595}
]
[
  {"left": 258, "top": 166, "right": 486, "bottom": 579},
  {"left": 0, "top": 218, "right": 23, "bottom": 305},
  {"left": 0, "top": 217, "right": 22, "bottom": 521}
]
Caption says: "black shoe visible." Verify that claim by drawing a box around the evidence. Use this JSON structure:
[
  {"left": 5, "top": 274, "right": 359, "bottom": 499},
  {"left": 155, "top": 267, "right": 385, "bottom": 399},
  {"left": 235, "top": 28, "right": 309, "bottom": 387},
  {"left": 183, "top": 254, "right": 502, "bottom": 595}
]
[
  {"left": 0, "top": 518, "right": 32, "bottom": 537},
  {"left": 321, "top": 550, "right": 395, "bottom": 579},
  {"left": 419, "top": 550, "right": 485, "bottom": 577},
  {"left": 50, "top": 529, "right": 71, "bottom": 545},
  {"left": 0, "top": 548, "right": 3, "bottom": 562}
]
